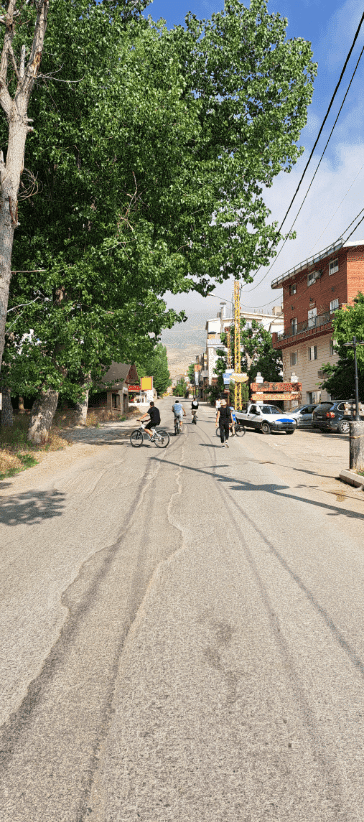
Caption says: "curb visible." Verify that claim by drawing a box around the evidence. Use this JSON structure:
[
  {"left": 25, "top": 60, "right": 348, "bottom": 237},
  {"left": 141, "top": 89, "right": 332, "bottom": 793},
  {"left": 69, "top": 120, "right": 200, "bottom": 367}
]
[{"left": 339, "top": 468, "right": 364, "bottom": 489}]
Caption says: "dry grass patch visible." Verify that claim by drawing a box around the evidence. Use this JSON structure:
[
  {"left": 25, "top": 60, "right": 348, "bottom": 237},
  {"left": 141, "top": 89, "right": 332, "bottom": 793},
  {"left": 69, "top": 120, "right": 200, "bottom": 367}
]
[{"left": 0, "top": 415, "right": 70, "bottom": 480}]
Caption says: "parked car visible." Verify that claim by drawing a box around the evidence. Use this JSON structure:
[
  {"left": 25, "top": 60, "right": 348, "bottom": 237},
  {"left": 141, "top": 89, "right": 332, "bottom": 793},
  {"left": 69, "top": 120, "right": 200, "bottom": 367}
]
[
  {"left": 236, "top": 402, "right": 296, "bottom": 434},
  {"left": 312, "top": 400, "right": 360, "bottom": 433},
  {"left": 288, "top": 404, "right": 317, "bottom": 428}
]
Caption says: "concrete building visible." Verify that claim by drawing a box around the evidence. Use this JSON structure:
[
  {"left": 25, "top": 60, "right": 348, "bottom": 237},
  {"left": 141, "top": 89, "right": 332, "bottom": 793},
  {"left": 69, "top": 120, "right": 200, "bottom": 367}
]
[
  {"left": 205, "top": 303, "right": 284, "bottom": 385},
  {"left": 271, "top": 239, "right": 364, "bottom": 406}
]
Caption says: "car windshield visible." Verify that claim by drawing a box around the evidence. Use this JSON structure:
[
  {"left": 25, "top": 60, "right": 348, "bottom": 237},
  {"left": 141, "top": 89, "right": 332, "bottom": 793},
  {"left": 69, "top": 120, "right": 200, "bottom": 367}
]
[{"left": 261, "top": 405, "right": 283, "bottom": 414}]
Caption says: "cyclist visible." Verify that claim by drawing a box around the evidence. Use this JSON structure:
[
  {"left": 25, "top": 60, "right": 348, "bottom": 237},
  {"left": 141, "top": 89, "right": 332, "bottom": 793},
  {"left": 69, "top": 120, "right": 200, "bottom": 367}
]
[
  {"left": 191, "top": 397, "right": 199, "bottom": 421},
  {"left": 138, "top": 401, "right": 161, "bottom": 440},
  {"left": 172, "top": 399, "right": 186, "bottom": 431}
]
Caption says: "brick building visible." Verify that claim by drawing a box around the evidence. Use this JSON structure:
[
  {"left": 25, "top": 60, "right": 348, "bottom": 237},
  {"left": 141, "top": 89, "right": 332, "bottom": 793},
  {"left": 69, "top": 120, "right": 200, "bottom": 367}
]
[{"left": 271, "top": 239, "right": 364, "bottom": 406}]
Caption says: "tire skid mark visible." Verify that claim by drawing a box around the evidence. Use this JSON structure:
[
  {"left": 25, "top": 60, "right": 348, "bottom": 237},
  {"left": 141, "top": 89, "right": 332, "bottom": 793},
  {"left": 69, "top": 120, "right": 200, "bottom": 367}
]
[
  {"left": 0, "top": 452, "right": 163, "bottom": 768},
  {"left": 199, "top": 422, "right": 351, "bottom": 821},
  {"left": 0, "top": 430, "right": 190, "bottom": 822}
]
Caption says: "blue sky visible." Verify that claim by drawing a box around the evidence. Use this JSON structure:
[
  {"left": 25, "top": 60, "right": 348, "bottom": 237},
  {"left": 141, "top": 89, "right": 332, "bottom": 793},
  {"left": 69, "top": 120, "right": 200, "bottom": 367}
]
[{"left": 138, "top": 0, "right": 364, "bottom": 316}]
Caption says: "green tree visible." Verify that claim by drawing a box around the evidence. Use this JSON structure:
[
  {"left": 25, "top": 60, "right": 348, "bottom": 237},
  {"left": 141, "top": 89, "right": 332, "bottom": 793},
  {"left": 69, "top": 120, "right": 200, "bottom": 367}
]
[
  {"left": 137, "top": 343, "right": 171, "bottom": 396},
  {"left": 187, "top": 363, "right": 195, "bottom": 384},
  {"left": 321, "top": 294, "right": 364, "bottom": 400},
  {"left": 2, "top": 0, "right": 315, "bottom": 440},
  {"left": 173, "top": 378, "right": 187, "bottom": 397},
  {"left": 240, "top": 320, "right": 283, "bottom": 382}
]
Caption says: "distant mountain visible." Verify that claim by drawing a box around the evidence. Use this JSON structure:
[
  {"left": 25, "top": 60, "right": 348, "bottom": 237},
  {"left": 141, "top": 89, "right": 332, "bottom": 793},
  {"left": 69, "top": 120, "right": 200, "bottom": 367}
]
[
  {"left": 161, "top": 312, "right": 214, "bottom": 379},
  {"left": 161, "top": 311, "right": 214, "bottom": 351}
]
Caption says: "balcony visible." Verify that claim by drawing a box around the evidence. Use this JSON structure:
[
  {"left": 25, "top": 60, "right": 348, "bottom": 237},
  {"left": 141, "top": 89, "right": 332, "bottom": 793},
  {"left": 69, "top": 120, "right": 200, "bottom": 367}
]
[{"left": 277, "top": 308, "right": 337, "bottom": 343}]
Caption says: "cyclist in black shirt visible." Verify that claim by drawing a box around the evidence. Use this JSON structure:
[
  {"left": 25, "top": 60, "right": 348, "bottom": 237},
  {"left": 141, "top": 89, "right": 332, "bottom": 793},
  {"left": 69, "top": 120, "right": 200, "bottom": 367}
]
[{"left": 138, "top": 401, "right": 161, "bottom": 439}]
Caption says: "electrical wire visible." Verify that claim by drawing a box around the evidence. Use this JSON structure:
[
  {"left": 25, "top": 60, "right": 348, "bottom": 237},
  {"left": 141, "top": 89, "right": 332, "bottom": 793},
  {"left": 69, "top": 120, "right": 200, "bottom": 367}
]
[
  {"left": 307, "top": 164, "right": 364, "bottom": 254},
  {"left": 343, "top": 211, "right": 364, "bottom": 242},
  {"left": 278, "top": 10, "right": 364, "bottom": 233},
  {"left": 244, "top": 37, "right": 364, "bottom": 294}
]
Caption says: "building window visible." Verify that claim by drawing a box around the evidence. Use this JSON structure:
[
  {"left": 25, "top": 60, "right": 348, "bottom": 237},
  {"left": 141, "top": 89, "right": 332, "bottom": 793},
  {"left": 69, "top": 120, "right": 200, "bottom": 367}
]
[
  {"left": 308, "top": 345, "right": 317, "bottom": 361},
  {"left": 290, "top": 352, "right": 297, "bottom": 366},
  {"left": 291, "top": 317, "right": 297, "bottom": 335},
  {"left": 308, "top": 307, "right": 317, "bottom": 328},
  {"left": 289, "top": 283, "right": 297, "bottom": 295},
  {"left": 330, "top": 298, "right": 339, "bottom": 313},
  {"left": 329, "top": 258, "right": 339, "bottom": 275}
]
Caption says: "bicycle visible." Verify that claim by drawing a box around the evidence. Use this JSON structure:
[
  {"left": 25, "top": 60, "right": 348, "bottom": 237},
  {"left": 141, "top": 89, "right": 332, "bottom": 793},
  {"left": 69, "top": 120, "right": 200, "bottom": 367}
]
[
  {"left": 174, "top": 414, "right": 185, "bottom": 435},
  {"left": 216, "top": 420, "right": 245, "bottom": 438},
  {"left": 130, "top": 421, "right": 170, "bottom": 448},
  {"left": 191, "top": 409, "right": 197, "bottom": 425}
]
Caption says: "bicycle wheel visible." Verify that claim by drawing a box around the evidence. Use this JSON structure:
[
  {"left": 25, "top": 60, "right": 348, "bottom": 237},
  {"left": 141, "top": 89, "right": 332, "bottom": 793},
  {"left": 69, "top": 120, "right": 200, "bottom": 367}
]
[
  {"left": 235, "top": 423, "right": 245, "bottom": 437},
  {"left": 130, "top": 430, "right": 144, "bottom": 447},
  {"left": 174, "top": 419, "right": 179, "bottom": 435},
  {"left": 215, "top": 426, "right": 221, "bottom": 438},
  {"left": 154, "top": 429, "right": 170, "bottom": 448}
]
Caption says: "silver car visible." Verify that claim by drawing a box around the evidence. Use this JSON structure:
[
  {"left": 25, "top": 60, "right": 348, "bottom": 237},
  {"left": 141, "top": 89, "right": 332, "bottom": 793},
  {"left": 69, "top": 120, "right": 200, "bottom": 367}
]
[{"left": 288, "top": 404, "right": 317, "bottom": 428}]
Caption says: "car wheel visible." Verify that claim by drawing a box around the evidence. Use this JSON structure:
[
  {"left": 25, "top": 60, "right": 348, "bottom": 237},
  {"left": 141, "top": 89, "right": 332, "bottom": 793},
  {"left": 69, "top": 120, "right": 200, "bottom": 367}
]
[
  {"left": 261, "top": 422, "right": 270, "bottom": 435},
  {"left": 338, "top": 420, "right": 350, "bottom": 434}
]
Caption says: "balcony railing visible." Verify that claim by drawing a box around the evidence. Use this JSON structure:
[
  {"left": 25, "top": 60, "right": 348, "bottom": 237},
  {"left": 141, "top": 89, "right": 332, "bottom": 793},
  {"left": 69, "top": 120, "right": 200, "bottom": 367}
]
[{"left": 277, "top": 309, "right": 335, "bottom": 341}]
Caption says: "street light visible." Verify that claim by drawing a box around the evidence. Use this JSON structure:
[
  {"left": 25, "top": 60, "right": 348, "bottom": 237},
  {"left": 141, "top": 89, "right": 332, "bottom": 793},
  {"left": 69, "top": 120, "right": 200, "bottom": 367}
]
[{"left": 343, "top": 336, "right": 364, "bottom": 421}]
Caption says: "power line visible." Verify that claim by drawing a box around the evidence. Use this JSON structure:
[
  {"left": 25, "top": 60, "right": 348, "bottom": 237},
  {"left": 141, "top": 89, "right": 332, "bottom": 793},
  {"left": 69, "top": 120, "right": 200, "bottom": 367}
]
[
  {"left": 308, "top": 162, "right": 364, "bottom": 254},
  {"left": 343, "top": 211, "right": 364, "bottom": 243},
  {"left": 278, "top": 10, "right": 364, "bottom": 233},
  {"left": 243, "top": 13, "right": 364, "bottom": 295}
]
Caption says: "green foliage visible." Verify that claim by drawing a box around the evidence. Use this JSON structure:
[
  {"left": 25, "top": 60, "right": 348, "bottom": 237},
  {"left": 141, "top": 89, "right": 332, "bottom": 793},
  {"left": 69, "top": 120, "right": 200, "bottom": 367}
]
[
  {"left": 173, "top": 378, "right": 187, "bottom": 396},
  {"left": 1, "top": 0, "right": 315, "bottom": 403},
  {"left": 321, "top": 294, "right": 364, "bottom": 400},
  {"left": 240, "top": 319, "right": 283, "bottom": 382},
  {"left": 136, "top": 343, "right": 171, "bottom": 395},
  {"left": 205, "top": 384, "right": 221, "bottom": 405},
  {"left": 187, "top": 363, "right": 195, "bottom": 383}
]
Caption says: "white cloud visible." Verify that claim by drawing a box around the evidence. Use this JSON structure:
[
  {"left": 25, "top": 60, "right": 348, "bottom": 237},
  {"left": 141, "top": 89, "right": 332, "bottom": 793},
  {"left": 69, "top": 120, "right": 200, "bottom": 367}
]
[{"left": 320, "top": 0, "right": 364, "bottom": 72}]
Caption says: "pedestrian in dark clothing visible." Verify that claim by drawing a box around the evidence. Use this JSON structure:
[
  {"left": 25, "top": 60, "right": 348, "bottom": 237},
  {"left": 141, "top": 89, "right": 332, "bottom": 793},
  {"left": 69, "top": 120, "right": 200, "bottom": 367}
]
[{"left": 215, "top": 399, "right": 232, "bottom": 447}]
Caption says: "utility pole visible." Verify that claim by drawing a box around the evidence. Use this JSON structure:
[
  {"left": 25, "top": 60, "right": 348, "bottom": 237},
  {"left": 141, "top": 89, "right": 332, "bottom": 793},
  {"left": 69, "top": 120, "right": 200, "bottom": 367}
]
[{"left": 234, "top": 280, "right": 241, "bottom": 410}]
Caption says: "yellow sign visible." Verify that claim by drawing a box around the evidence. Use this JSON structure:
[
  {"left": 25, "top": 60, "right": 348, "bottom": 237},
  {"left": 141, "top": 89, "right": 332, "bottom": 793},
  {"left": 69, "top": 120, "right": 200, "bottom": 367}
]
[
  {"left": 141, "top": 376, "right": 153, "bottom": 390},
  {"left": 231, "top": 372, "right": 249, "bottom": 383}
]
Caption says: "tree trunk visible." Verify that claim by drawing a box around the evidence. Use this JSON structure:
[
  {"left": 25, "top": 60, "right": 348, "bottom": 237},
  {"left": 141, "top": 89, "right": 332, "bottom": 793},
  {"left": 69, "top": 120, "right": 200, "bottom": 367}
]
[
  {"left": 0, "top": 383, "right": 13, "bottom": 426},
  {"left": 27, "top": 389, "right": 59, "bottom": 444},
  {"left": 74, "top": 388, "right": 89, "bottom": 426},
  {"left": 0, "top": 0, "right": 49, "bottom": 375}
]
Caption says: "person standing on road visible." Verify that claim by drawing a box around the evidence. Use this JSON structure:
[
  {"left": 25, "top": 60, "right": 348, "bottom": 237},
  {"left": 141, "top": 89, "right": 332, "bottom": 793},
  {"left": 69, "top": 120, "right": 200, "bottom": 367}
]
[
  {"left": 216, "top": 399, "right": 232, "bottom": 447},
  {"left": 138, "top": 401, "right": 161, "bottom": 440}
]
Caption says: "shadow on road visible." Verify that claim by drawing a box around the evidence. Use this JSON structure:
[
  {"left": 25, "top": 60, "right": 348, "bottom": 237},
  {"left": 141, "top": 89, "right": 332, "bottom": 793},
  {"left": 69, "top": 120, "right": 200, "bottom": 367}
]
[
  {"left": 0, "top": 489, "right": 65, "bottom": 527},
  {"left": 152, "top": 455, "right": 364, "bottom": 685},
  {"left": 153, "top": 456, "right": 364, "bottom": 524}
]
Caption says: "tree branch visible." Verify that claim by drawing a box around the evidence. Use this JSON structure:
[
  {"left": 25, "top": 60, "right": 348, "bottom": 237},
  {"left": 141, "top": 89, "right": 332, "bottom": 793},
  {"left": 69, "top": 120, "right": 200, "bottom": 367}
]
[{"left": 16, "top": 0, "right": 49, "bottom": 102}]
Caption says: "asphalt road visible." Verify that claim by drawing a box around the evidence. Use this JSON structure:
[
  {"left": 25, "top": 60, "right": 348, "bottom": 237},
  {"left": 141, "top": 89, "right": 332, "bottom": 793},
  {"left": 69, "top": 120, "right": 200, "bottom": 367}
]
[{"left": 1, "top": 399, "right": 364, "bottom": 821}]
